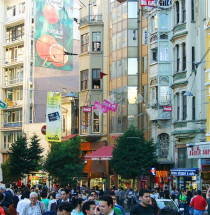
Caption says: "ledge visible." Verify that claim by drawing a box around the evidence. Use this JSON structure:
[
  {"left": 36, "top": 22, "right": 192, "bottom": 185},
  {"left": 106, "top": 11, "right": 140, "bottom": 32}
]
[
  {"left": 170, "top": 80, "right": 188, "bottom": 88},
  {"left": 171, "top": 31, "right": 188, "bottom": 42}
]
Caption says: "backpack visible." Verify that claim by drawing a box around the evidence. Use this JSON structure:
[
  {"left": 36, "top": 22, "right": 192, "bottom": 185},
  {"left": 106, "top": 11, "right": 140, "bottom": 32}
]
[{"left": 0, "top": 206, "right": 6, "bottom": 215}]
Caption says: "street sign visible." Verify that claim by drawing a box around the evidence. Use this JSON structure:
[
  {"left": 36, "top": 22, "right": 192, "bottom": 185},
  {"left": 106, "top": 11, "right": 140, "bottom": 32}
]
[
  {"left": 41, "top": 125, "right": 46, "bottom": 135},
  {"left": 0, "top": 100, "right": 7, "bottom": 109}
]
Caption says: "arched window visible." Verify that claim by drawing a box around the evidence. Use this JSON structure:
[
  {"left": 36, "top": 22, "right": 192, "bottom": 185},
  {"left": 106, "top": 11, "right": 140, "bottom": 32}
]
[{"left": 157, "top": 133, "right": 169, "bottom": 158}]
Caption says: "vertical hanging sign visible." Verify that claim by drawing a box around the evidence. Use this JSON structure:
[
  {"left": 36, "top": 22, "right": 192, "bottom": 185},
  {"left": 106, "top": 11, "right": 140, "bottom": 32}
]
[{"left": 46, "top": 92, "right": 62, "bottom": 142}]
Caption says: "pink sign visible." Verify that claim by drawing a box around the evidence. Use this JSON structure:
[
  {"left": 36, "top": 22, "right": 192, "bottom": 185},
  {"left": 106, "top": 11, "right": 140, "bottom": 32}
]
[
  {"left": 163, "top": 105, "right": 172, "bottom": 112},
  {"left": 83, "top": 107, "right": 92, "bottom": 112},
  {"left": 94, "top": 100, "right": 118, "bottom": 113}
]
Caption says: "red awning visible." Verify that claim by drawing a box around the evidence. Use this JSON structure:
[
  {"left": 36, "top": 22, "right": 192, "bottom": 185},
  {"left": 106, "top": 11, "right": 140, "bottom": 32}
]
[
  {"left": 84, "top": 145, "right": 115, "bottom": 160},
  {"left": 62, "top": 134, "right": 78, "bottom": 141}
]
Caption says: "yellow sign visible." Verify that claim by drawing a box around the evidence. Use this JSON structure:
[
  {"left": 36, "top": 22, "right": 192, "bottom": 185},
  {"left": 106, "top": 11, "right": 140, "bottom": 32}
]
[{"left": 5, "top": 98, "right": 13, "bottom": 107}]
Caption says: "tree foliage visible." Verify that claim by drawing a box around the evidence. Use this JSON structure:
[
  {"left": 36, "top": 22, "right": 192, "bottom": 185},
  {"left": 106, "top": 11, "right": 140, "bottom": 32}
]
[
  {"left": 44, "top": 136, "right": 84, "bottom": 187},
  {"left": 3, "top": 134, "right": 44, "bottom": 181},
  {"left": 111, "top": 125, "right": 157, "bottom": 180},
  {"left": 1, "top": 159, "right": 17, "bottom": 182}
]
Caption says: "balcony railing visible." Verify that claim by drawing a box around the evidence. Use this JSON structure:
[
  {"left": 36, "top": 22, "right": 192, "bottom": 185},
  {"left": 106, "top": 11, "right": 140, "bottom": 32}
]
[
  {"left": 3, "top": 122, "right": 22, "bottom": 128},
  {"left": 80, "top": 15, "right": 103, "bottom": 27},
  {"left": 4, "top": 78, "right": 23, "bottom": 86}
]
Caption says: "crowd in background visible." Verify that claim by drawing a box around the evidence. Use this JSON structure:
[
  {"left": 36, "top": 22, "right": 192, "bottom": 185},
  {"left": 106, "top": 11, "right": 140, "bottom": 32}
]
[{"left": 0, "top": 182, "right": 209, "bottom": 215}]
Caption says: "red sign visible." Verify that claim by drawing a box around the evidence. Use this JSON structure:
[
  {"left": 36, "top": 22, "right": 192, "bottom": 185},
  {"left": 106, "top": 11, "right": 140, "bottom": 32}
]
[
  {"left": 187, "top": 144, "right": 210, "bottom": 158},
  {"left": 163, "top": 105, "right": 172, "bottom": 112},
  {"left": 41, "top": 125, "right": 46, "bottom": 135},
  {"left": 140, "top": 0, "right": 156, "bottom": 7},
  {"left": 83, "top": 107, "right": 92, "bottom": 112}
]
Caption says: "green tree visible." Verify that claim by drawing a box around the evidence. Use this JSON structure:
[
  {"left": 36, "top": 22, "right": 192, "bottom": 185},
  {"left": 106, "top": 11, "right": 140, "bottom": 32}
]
[
  {"left": 111, "top": 125, "right": 157, "bottom": 189},
  {"left": 44, "top": 136, "right": 84, "bottom": 187},
  {"left": 1, "top": 158, "right": 16, "bottom": 182},
  {"left": 9, "top": 136, "right": 30, "bottom": 180},
  {"left": 28, "top": 134, "right": 44, "bottom": 172}
]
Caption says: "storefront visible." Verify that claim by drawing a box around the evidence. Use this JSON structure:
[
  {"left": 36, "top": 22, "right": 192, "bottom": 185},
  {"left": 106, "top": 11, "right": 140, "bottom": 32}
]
[
  {"left": 28, "top": 173, "right": 48, "bottom": 187},
  {"left": 170, "top": 168, "right": 198, "bottom": 190},
  {"left": 201, "top": 159, "right": 210, "bottom": 193}
]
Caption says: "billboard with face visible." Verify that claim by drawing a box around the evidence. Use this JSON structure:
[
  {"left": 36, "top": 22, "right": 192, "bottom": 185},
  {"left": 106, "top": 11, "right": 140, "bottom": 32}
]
[{"left": 35, "top": 0, "right": 73, "bottom": 70}]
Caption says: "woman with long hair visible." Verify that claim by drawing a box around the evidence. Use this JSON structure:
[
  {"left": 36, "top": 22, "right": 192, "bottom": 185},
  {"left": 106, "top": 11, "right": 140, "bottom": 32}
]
[{"left": 9, "top": 196, "right": 19, "bottom": 215}]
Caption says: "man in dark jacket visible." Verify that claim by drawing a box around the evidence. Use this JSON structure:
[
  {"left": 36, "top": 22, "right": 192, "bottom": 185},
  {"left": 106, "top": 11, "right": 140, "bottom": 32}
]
[{"left": 0, "top": 185, "right": 12, "bottom": 208}]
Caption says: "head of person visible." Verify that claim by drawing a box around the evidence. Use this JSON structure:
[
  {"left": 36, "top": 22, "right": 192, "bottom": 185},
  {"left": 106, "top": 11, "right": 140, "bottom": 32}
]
[
  {"left": 182, "top": 190, "right": 187, "bottom": 195},
  {"left": 22, "top": 190, "right": 30, "bottom": 199},
  {"left": 50, "top": 192, "right": 56, "bottom": 200},
  {"left": 56, "top": 193, "right": 61, "bottom": 200},
  {"left": 12, "top": 196, "right": 19, "bottom": 208},
  {"left": 57, "top": 202, "right": 73, "bottom": 215},
  {"left": 197, "top": 190, "right": 202, "bottom": 195},
  {"left": 91, "top": 191, "right": 98, "bottom": 200},
  {"left": 87, "top": 194, "right": 95, "bottom": 201},
  {"left": 159, "top": 207, "right": 179, "bottom": 215},
  {"left": 139, "top": 188, "right": 151, "bottom": 207},
  {"left": 82, "top": 200, "right": 96, "bottom": 215},
  {"left": 30, "top": 192, "right": 39, "bottom": 206},
  {"left": 71, "top": 197, "right": 84, "bottom": 210},
  {"left": 40, "top": 190, "right": 47, "bottom": 199},
  {"left": 61, "top": 188, "right": 69, "bottom": 201},
  {"left": 110, "top": 192, "right": 117, "bottom": 206},
  {"left": 99, "top": 195, "right": 113, "bottom": 215},
  {"left": 0, "top": 185, "right": 6, "bottom": 193}
]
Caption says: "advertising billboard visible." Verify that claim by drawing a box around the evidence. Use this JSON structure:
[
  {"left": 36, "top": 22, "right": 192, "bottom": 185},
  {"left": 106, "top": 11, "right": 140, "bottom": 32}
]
[
  {"left": 35, "top": 0, "right": 73, "bottom": 70},
  {"left": 46, "top": 92, "right": 62, "bottom": 142}
]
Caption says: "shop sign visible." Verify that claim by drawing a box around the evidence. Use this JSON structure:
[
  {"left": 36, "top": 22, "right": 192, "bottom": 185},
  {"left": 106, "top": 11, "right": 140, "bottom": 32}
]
[
  {"left": 151, "top": 167, "right": 156, "bottom": 176},
  {"left": 187, "top": 144, "right": 210, "bottom": 158},
  {"left": 163, "top": 105, "right": 172, "bottom": 112},
  {"left": 83, "top": 107, "right": 92, "bottom": 112},
  {"left": 41, "top": 125, "right": 46, "bottom": 135},
  {"left": 170, "top": 168, "right": 198, "bottom": 177},
  {"left": 201, "top": 159, "right": 210, "bottom": 165},
  {"left": 0, "top": 100, "right": 7, "bottom": 109}
]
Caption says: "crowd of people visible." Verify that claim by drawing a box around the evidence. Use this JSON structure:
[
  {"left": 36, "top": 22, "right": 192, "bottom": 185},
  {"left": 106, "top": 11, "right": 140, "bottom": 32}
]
[{"left": 0, "top": 182, "right": 209, "bottom": 215}]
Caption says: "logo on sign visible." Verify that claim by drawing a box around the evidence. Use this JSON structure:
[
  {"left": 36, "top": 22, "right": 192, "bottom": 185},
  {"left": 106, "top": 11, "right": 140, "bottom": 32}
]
[{"left": 163, "top": 105, "right": 172, "bottom": 112}]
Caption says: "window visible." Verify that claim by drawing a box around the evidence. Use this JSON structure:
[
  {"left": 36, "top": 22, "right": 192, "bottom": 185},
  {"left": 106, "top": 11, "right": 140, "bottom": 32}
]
[
  {"left": 176, "top": 93, "right": 180, "bottom": 120},
  {"left": 192, "top": 96, "right": 195, "bottom": 120},
  {"left": 182, "top": 92, "right": 187, "bottom": 120},
  {"left": 92, "top": 111, "right": 100, "bottom": 133},
  {"left": 92, "top": 69, "right": 100, "bottom": 89},
  {"left": 81, "top": 109, "right": 89, "bottom": 134},
  {"left": 19, "top": 2, "right": 25, "bottom": 14},
  {"left": 192, "top": 46, "right": 195, "bottom": 71},
  {"left": 128, "top": 30, "right": 138, "bottom": 46},
  {"left": 150, "top": 15, "right": 158, "bottom": 33},
  {"left": 6, "top": 24, "right": 24, "bottom": 43},
  {"left": 5, "top": 45, "right": 24, "bottom": 63},
  {"left": 92, "top": 32, "right": 101, "bottom": 51},
  {"left": 151, "top": 48, "right": 158, "bottom": 63},
  {"left": 191, "top": 0, "right": 195, "bottom": 21},
  {"left": 142, "top": 56, "right": 147, "bottom": 73},
  {"left": 7, "top": 6, "right": 16, "bottom": 18},
  {"left": 183, "top": 43, "right": 186, "bottom": 71},
  {"left": 178, "top": 148, "right": 186, "bottom": 168},
  {"left": 176, "top": 1, "right": 179, "bottom": 25},
  {"left": 160, "top": 47, "right": 168, "bottom": 61},
  {"left": 128, "top": 2, "right": 138, "bottom": 18},
  {"left": 159, "top": 13, "right": 168, "bottom": 30},
  {"left": 182, "top": 0, "right": 186, "bottom": 22},
  {"left": 128, "top": 58, "right": 138, "bottom": 75},
  {"left": 160, "top": 86, "right": 170, "bottom": 104},
  {"left": 81, "top": 70, "right": 88, "bottom": 90},
  {"left": 81, "top": 33, "right": 89, "bottom": 53},
  {"left": 142, "top": 85, "right": 147, "bottom": 102},
  {"left": 176, "top": 44, "right": 180, "bottom": 72}
]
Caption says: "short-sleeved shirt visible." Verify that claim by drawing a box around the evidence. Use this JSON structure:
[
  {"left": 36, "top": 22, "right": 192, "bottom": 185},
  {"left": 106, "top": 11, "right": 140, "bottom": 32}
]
[{"left": 130, "top": 204, "right": 154, "bottom": 215}]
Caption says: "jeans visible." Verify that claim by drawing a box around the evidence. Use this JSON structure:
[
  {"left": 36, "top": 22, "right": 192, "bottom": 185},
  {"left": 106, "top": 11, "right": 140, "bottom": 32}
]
[
  {"left": 120, "top": 198, "right": 125, "bottom": 208},
  {"left": 193, "top": 209, "right": 204, "bottom": 215}
]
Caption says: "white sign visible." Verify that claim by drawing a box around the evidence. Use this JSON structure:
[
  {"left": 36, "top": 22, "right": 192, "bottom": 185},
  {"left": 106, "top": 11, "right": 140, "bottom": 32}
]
[{"left": 187, "top": 143, "right": 210, "bottom": 159}]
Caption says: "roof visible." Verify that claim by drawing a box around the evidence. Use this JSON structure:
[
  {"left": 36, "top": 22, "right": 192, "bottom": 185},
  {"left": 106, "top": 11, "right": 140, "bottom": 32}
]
[
  {"left": 84, "top": 145, "right": 115, "bottom": 160},
  {"left": 62, "top": 134, "right": 78, "bottom": 141}
]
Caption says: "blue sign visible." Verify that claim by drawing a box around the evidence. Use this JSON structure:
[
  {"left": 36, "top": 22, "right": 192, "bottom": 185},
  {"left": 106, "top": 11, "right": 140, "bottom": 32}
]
[
  {"left": 201, "top": 159, "right": 210, "bottom": 165},
  {"left": 0, "top": 100, "right": 7, "bottom": 109},
  {"left": 151, "top": 167, "right": 156, "bottom": 176},
  {"left": 170, "top": 168, "right": 198, "bottom": 177}
]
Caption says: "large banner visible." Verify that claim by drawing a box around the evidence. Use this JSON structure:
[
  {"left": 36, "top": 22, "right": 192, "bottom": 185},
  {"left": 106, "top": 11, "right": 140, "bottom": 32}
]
[
  {"left": 46, "top": 92, "right": 62, "bottom": 142},
  {"left": 35, "top": 0, "right": 73, "bottom": 70}
]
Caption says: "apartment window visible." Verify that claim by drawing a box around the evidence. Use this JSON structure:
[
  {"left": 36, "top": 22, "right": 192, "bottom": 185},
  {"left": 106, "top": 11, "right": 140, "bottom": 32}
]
[
  {"left": 92, "top": 111, "right": 100, "bottom": 133},
  {"left": 182, "top": 92, "right": 187, "bottom": 120},
  {"left": 19, "top": 2, "right": 25, "bottom": 14},
  {"left": 176, "top": 44, "right": 180, "bottom": 72},
  {"left": 6, "top": 24, "right": 24, "bottom": 43},
  {"left": 92, "top": 32, "right": 101, "bottom": 51},
  {"left": 128, "top": 30, "right": 138, "bottom": 46},
  {"left": 192, "top": 96, "right": 195, "bottom": 120},
  {"left": 191, "top": 0, "right": 195, "bottom": 21},
  {"left": 142, "top": 85, "right": 147, "bottom": 102},
  {"left": 81, "top": 70, "right": 88, "bottom": 90},
  {"left": 92, "top": 69, "right": 100, "bottom": 89},
  {"left": 142, "top": 56, "right": 147, "bottom": 73},
  {"left": 182, "top": 0, "right": 186, "bottom": 22},
  {"left": 178, "top": 148, "right": 186, "bottom": 168},
  {"left": 150, "top": 15, "right": 158, "bottom": 33},
  {"left": 128, "top": 1, "right": 138, "bottom": 18},
  {"left": 81, "top": 33, "right": 89, "bottom": 53},
  {"left": 176, "top": 93, "right": 180, "bottom": 120},
  {"left": 128, "top": 58, "right": 138, "bottom": 75},
  {"left": 5, "top": 45, "right": 24, "bottom": 63},
  {"left": 183, "top": 43, "right": 186, "bottom": 71},
  {"left": 160, "top": 86, "right": 170, "bottom": 104},
  {"left": 176, "top": 1, "right": 179, "bottom": 25},
  {"left": 7, "top": 6, "right": 16, "bottom": 18},
  {"left": 81, "top": 109, "right": 89, "bottom": 134},
  {"left": 192, "top": 46, "right": 195, "bottom": 71},
  {"left": 151, "top": 48, "right": 158, "bottom": 63}
]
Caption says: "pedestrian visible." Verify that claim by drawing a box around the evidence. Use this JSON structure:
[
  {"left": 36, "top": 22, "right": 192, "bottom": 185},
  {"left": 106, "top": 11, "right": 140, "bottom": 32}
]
[
  {"left": 9, "top": 195, "right": 19, "bottom": 215},
  {"left": 41, "top": 190, "right": 50, "bottom": 211},
  {"left": 99, "top": 195, "right": 117, "bottom": 215},
  {"left": 110, "top": 192, "right": 124, "bottom": 215},
  {"left": 179, "top": 190, "right": 187, "bottom": 211},
  {"left": 190, "top": 190, "right": 207, "bottom": 215},
  {"left": 0, "top": 185, "right": 12, "bottom": 207},
  {"left": 206, "top": 188, "right": 210, "bottom": 215},
  {"left": 164, "top": 187, "right": 170, "bottom": 199},
  {"left": 71, "top": 198, "right": 84, "bottom": 215},
  {"left": 119, "top": 188, "right": 126, "bottom": 208},
  {"left": 81, "top": 201, "right": 97, "bottom": 215},
  {"left": 0, "top": 192, "right": 9, "bottom": 215},
  {"left": 185, "top": 191, "right": 193, "bottom": 215},
  {"left": 130, "top": 188, "right": 155, "bottom": 215},
  {"left": 16, "top": 190, "right": 31, "bottom": 215},
  {"left": 51, "top": 188, "right": 70, "bottom": 210},
  {"left": 48, "top": 192, "right": 56, "bottom": 211},
  {"left": 57, "top": 202, "right": 73, "bottom": 215},
  {"left": 22, "top": 192, "right": 46, "bottom": 215},
  {"left": 127, "top": 188, "right": 133, "bottom": 210}
]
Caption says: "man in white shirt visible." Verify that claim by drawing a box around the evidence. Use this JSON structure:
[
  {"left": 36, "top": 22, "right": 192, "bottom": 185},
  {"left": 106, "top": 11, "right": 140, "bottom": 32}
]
[{"left": 17, "top": 191, "right": 31, "bottom": 215}]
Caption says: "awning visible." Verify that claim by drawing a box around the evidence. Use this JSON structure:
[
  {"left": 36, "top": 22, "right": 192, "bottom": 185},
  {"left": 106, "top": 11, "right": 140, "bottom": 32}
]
[
  {"left": 170, "top": 168, "right": 198, "bottom": 177},
  {"left": 84, "top": 145, "right": 115, "bottom": 160},
  {"left": 62, "top": 134, "right": 78, "bottom": 141}
]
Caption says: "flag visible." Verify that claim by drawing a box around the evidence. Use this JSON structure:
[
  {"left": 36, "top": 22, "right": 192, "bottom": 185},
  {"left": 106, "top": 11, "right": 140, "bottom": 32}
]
[{"left": 100, "top": 72, "right": 108, "bottom": 79}]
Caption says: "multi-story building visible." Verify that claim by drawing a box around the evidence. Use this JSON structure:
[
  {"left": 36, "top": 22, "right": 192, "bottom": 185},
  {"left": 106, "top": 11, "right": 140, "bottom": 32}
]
[
  {"left": 146, "top": 0, "right": 174, "bottom": 189},
  {"left": 170, "top": 0, "right": 206, "bottom": 190},
  {"left": 0, "top": 0, "right": 79, "bottom": 181}
]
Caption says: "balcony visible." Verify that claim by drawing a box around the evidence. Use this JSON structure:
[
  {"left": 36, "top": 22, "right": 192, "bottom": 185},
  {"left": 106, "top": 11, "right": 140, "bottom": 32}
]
[
  {"left": 2, "top": 78, "right": 23, "bottom": 88},
  {"left": 1, "top": 122, "right": 22, "bottom": 131},
  {"left": 79, "top": 15, "right": 103, "bottom": 28}
]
